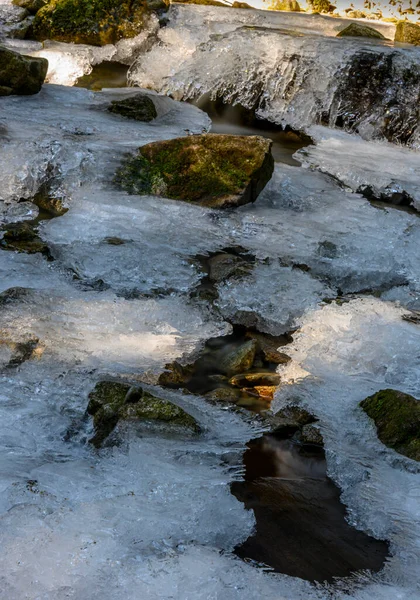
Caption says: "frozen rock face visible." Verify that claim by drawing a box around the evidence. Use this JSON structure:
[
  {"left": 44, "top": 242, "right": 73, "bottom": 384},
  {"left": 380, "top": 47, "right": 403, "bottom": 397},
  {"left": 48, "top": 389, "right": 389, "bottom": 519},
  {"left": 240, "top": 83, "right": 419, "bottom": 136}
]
[
  {"left": 128, "top": 5, "right": 420, "bottom": 146},
  {"left": 295, "top": 126, "right": 420, "bottom": 211}
]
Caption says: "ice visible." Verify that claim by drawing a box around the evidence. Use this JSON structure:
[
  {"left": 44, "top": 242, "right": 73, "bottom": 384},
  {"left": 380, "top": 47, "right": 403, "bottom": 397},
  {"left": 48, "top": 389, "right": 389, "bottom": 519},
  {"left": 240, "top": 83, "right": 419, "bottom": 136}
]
[
  {"left": 217, "top": 263, "right": 333, "bottom": 335},
  {"left": 1, "top": 76, "right": 420, "bottom": 598},
  {"left": 276, "top": 297, "right": 420, "bottom": 590},
  {"left": 129, "top": 5, "right": 419, "bottom": 145},
  {"left": 13, "top": 15, "right": 160, "bottom": 86},
  {"left": 296, "top": 126, "right": 420, "bottom": 210}
]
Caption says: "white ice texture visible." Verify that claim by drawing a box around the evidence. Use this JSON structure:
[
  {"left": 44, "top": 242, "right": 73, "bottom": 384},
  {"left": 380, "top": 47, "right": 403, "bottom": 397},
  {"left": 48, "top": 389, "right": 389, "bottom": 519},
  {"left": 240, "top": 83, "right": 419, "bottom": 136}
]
[{"left": 128, "top": 5, "right": 420, "bottom": 146}]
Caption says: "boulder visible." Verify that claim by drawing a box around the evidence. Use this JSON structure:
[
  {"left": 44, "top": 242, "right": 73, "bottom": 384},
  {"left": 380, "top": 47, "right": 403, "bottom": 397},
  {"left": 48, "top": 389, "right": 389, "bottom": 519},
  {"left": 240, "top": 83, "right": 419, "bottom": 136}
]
[
  {"left": 32, "top": 0, "right": 156, "bottom": 46},
  {"left": 360, "top": 389, "right": 420, "bottom": 461},
  {"left": 0, "top": 46, "right": 48, "bottom": 95},
  {"left": 394, "top": 21, "right": 420, "bottom": 46},
  {"left": 268, "top": 0, "right": 300, "bottom": 11},
  {"left": 337, "top": 23, "right": 386, "bottom": 39},
  {"left": 115, "top": 134, "right": 274, "bottom": 209},
  {"left": 108, "top": 94, "right": 157, "bottom": 122},
  {"left": 87, "top": 380, "right": 200, "bottom": 447}
]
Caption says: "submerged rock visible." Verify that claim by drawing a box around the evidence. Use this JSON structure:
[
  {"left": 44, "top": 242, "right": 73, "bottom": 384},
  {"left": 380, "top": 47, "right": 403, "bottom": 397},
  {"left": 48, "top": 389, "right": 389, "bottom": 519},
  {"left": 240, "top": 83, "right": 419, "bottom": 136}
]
[
  {"left": 229, "top": 371, "right": 281, "bottom": 387},
  {"left": 207, "top": 252, "right": 253, "bottom": 283},
  {"left": 360, "top": 389, "right": 420, "bottom": 461},
  {"left": 337, "top": 23, "right": 386, "bottom": 39},
  {"left": 87, "top": 380, "right": 200, "bottom": 447},
  {"left": 32, "top": 0, "right": 155, "bottom": 46},
  {"left": 0, "top": 46, "right": 48, "bottom": 95},
  {"left": 115, "top": 134, "right": 274, "bottom": 208},
  {"left": 395, "top": 21, "right": 420, "bottom": 46},
  {"left": 108, "top": 94, "right": 157, "bottom": 122}
]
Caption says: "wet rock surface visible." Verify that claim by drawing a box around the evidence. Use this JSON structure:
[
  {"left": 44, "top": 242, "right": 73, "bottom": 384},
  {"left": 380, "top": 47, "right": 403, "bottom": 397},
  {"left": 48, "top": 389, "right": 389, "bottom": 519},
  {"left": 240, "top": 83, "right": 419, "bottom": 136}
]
[
  {"left": 115, "top": 134, "right": 274, "bottom": 208},
  {"left": 108, "top": 93, "right": 157, "bottom": 121}
]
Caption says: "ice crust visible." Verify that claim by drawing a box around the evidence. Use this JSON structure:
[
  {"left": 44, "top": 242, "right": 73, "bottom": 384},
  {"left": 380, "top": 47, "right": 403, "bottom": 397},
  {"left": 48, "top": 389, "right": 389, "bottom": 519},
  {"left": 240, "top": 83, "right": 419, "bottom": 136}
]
[
  {"left": 0, "top": 79, "right": 420, "bottom": 599},
  {"left": 128, "top": 5, "right": 420, "bottom": 146},
  {"left": 296, "top": 126, "right": 420, "bottom": 211}
]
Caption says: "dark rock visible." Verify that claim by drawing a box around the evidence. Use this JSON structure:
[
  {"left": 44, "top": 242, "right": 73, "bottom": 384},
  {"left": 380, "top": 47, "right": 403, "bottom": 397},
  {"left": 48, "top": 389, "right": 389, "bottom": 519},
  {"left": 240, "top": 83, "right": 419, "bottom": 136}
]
[
  {"left": 108, "top": 94, "right": 157, "bottom": 122},
  {"left": 360, "top": 389, "right": 420, "bottom": 461},
  {"left": 207, "top": 252, "right": 252, "bottom": 283},
  {"left": 12, "top": 0, "right": 47, "bottom": 15},
  {"left": 0, "top": 45, "right": 48, "bottom": 95},
  {"left": 218, "top": 339, "right": 257, "bottom": 375},
  {"left": 245, "top": 330, "right": 291, "bottom": 364},
  {"left": 232, "top": 1, "right": 253, "bottom": 7},
  {"left": 337, "top": 23, "right": 386, "bottom": 39},
  {"left": 115, "top": 134, "right": 274, "bottom": 209}
]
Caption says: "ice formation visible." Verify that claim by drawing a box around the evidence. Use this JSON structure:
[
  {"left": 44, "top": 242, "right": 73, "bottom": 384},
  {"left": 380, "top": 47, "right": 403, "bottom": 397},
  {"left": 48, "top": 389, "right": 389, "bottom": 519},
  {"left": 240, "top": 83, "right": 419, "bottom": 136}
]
[
  {"left": 1, "top": 2, "right": 420, "bottom": 596},
  {"left": 128, "top": 5, "right": 420, "bottom": 145},
  {"left": 296, "top": 126, "right": 420, "bottom": 211}
]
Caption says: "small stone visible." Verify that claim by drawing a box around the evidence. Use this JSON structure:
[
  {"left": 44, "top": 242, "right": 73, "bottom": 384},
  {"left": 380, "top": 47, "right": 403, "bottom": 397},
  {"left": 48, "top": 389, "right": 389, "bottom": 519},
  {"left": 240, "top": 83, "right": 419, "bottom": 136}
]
[
  {"left": 218, "top": 339, "right": 257, "bottom": 375},
  {"left": 229, "top": 371, "right": 281, "bottom": 387},
  {"left": 299, "top": 423, "right": 324, "bottom": 446},
  {"left": 394, "top": 21, "right": 420, "bottom": 46},
  {"left": 232, "top": 1, "right": 253, "bottom": 7},
  {"left": 205, "top": 387, "right": 241, "bottom": 404},
  {"left": 337, "top": 23, "right": 386, "bottom": 39},
  {"left": 245, "top": 330, "right": 291, "bottom": 364},
  {"left": 108, "top": 94, "right": 157, "bottom": 122},
  {"left": 207, "top": 253, "right": 252, "bottom": 283},
  {"left": 158, "top": 361, "right": 194, "bottom": 387}
]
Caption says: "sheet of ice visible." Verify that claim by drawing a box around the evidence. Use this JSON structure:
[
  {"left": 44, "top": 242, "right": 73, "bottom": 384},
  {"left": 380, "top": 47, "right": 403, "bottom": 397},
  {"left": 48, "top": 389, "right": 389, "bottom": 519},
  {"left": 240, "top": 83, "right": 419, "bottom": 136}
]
[
  {"left": 296, "top": 126, "right": 420, "bottom": 210},
  {"left": 276, "top": 297, "right": 420, "bottom": 593},
  {"left": 217, "top": 263, "right": 333, "bottom": 335},
  {"left": 129, "top": 5, "right": 418, "bottom": 145}
]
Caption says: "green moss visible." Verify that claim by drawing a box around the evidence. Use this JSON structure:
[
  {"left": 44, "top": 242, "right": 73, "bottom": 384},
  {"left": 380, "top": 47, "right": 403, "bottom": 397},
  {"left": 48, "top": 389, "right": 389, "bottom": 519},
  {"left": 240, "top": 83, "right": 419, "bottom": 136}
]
[
  {"left": 32, "top": 0, "right": 152, "bottom": 46},
  {"left": 337, "top": 23, "right": 386, "bottom": 40},
  {"left": 87, "top": 380, "right": 200, "bottom": 447},
  {"left": 115, "top": 134, "right": 274, "bottom": 208},
  {"left": 0, "top": 46, "right": 48, "bottom": 95},
  {"left": 395, "top": 21, "right": 420, "bottom": 46},
  {"left": 360, "top": 389, "right": 420, "bottom": 461},
  {"left": 108, "top": 94, "right": 157, "bottom": 122}
]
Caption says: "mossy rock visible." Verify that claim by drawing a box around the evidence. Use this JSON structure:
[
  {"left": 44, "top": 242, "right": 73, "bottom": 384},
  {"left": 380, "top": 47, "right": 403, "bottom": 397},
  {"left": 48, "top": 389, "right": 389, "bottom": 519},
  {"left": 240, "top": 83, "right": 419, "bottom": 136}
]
[
  {"left": 394, "top": 21, "right": 420, "bottom": 46},
  {"left": 87, "top": 380, "right": 200, "bottom": 447},
  {"left": 158, "top": 361, "right": 194, "bottom": 387},
  {"left": 0, "top": 46, "right": 48, "bottom": 95},
  {"left": 172, "top": 0, "right": 229, "bottom": 6},
  {"left": 32, "top": 0, "right": 154, "bottom": 46},
  {"left": 12, "top": 0, "right": 47, "bottom": 15},
  {"left": 360, "top": 389, "right": 420, "bottom": 461},
  {"left": 337, "top": 23, "right": 386, "bottom": 39},
  {"left": 307, "top": 0, "right": 331, "bottom": 13},
  {"left": 114, "top": 134, "right": 274, "bottom": 209},
  {"left": 232, "top": 1, "right": 253, "bottom": 8},
  {"left": 268, "top": 0, "right": 300, "bottom": 12},
  {"left": 108, "top": 94, "right": 157, "bottom": 122}
]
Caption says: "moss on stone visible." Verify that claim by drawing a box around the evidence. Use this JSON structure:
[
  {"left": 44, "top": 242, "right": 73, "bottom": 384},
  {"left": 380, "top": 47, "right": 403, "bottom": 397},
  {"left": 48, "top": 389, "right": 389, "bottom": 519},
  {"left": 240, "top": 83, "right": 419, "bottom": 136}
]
[
  {"left": 337, "top": 23, "right": 386, "bottom": 39},
  {"left": 268, "top": 0, "right": 300, "bottom": 12},
  {"left": 395, "top": 21, "right": 420, "bottom": 46},
  {"left": 87, "top": 380, "right": 199, "bottom": 447},
  {"left": 360, "top": 389, "right": 420, "bottom": 461},
  {"left": 114, "top": 134, "right": 274, "bottom": 209},
  {"left": 32, "top": 0, "right": 153, "bottom": 46},
  {"left": 0, "top": 45, "right": 48, "bottom": 95},
  {"left": 108, "top": 94, "right": 157, "bottom": 122}
]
